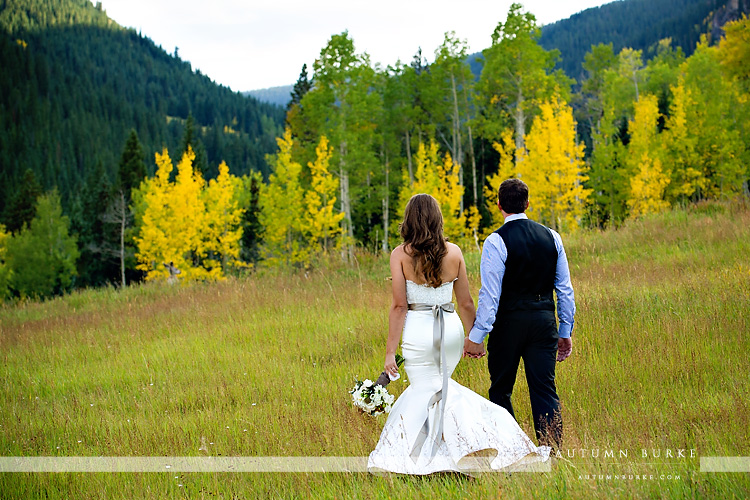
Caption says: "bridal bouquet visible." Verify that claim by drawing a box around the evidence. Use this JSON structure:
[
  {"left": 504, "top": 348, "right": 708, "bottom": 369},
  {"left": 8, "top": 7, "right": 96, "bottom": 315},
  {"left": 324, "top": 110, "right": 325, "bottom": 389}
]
[{"left": 350, "top": 354, "right": 404, "bottom": 417}]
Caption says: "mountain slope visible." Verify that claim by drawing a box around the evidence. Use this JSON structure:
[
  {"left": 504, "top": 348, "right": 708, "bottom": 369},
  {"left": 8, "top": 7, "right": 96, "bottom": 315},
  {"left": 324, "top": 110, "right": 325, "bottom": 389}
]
[
  {"left": 245, "top": 85, "right": 294, "bottom": 108},
  {"left": 539, "top": 0, "right": 749, "bottom": 80},
  {"left": 0, "top": 0, "right": 284, "bottom": 216}
]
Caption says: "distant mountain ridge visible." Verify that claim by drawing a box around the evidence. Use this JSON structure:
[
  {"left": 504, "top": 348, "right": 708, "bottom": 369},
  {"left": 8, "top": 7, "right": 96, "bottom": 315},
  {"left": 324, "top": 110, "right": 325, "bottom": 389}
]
[
  {"left": 245, "top": 85, "right": 293, "bottom": 108},
  {"left": 538, "top": 0, "right": 749, "bottom": 80},
  {"left": 0, "top": 0, "right": 285, "bottom": 217}
]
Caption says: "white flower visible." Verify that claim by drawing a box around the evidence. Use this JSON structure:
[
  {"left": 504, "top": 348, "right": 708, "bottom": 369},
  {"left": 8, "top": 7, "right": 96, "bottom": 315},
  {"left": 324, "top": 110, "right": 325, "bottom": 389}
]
[{"left": 363, "top": 379, "right": 373, "bottom": 388}]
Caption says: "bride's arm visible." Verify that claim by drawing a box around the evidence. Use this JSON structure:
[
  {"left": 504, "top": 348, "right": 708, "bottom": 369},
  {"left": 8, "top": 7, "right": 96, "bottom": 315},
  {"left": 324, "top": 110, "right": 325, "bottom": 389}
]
[
  {"left": 453, "top": 247, "right": 476, "bottom": 335},
  {"left": 385, "top": 247, "right": 408, "bottom": 378}
]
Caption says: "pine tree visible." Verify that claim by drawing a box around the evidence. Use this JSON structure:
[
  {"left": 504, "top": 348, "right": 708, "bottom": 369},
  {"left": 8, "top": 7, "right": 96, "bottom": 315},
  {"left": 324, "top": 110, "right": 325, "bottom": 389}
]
[
  {"left": 4, "top": 191, "right": 79, "bottom": 298},
  {"left": 118, "top": 129, "right": 147, "bottom": 200},
  {"left": 288, "top": 63, "right": 313, "bottom": 111},
  {"left": 72, "top": 160, "right": 116, "bottom": 287},
  {"left": 238, "top": 172, "right": 263, "bottom": 265},
  {"left": 0, "top": 224, "right": 12, "bottom": 300},
  {"left": 2, "top": 169, "right": 42, "bottom": 233}
]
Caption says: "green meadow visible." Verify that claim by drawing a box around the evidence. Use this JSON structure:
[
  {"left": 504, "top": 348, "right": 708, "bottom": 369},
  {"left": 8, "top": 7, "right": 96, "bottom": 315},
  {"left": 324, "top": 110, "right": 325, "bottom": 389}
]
[{"left": 1, "top": 202, "right": 749, "bottom": 499}]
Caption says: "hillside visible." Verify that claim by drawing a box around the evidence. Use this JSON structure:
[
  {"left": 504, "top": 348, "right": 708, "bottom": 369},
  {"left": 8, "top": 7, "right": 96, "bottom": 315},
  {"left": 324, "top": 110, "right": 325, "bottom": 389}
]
[
  {"left": 539, "top": 0, "right": 749, "bottom": 80},
  {"left": 0, "top": 0, "right": 285, "bottom": 217},
  {"left": 1, "top": 203, "right": 748, "bottom": 496},
  {"left": 245, "top": 85, "right": 294, "bottom": 108}
]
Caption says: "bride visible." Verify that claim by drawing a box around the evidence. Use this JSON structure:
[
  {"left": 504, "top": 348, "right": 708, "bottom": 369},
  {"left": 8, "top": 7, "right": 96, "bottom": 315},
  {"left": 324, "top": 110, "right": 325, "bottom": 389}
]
[{"left": 367, "top": 194, "right": 550, "bottom": 475}]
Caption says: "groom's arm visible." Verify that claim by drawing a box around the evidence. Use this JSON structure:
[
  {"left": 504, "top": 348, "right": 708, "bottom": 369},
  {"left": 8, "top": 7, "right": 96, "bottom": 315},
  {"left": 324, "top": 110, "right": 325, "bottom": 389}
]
[
  {"left": 550, "top": 230, "right": 575, "bottom": 339},
  {"left": 468, "top": 233, "right": 506, "bottom": 346},
  {"left": 550, "top": 230, "right": 575, "bottom": 362}
]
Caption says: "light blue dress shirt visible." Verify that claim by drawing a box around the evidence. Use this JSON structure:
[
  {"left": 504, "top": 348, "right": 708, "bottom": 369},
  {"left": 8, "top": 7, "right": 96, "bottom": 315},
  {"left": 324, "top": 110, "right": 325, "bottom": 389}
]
[{"left": 468, "top": 213, "right": 576, "bottom": 343}]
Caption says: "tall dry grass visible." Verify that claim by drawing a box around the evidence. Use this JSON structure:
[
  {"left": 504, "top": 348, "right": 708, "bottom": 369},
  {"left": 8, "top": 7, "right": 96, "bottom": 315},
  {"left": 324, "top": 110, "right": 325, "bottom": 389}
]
[{"left": 1, "top": 202, "right": 749, "bottom": 498}]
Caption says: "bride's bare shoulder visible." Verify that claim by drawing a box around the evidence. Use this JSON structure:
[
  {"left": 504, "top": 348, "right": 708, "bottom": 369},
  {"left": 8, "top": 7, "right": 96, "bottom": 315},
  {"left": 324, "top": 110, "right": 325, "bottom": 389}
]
[
  {"left": 391, "top": 244, "right": 409, "bottom": 263},
  {"left": 445, "top": 241, "right": 464, "bottom": 258}
]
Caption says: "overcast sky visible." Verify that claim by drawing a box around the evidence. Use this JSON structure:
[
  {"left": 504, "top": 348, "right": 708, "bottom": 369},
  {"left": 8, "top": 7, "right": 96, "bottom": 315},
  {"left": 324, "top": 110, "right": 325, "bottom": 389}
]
[{"left": 100, "top": 0, "right": 612, "bottom": 92}]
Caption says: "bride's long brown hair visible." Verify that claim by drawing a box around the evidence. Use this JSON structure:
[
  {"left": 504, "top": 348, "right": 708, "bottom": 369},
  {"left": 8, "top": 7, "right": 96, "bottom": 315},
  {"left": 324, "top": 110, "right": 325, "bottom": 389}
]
[{"left": 400, "top": 194, "right": 448, "bottom": 288}]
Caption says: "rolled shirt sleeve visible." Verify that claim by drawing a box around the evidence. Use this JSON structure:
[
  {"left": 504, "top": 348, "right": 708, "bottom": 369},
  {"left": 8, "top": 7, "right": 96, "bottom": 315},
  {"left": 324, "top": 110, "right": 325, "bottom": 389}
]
[
  {"left": 468, "top": 232, "right": 506, "bottom": 344},
  {"left": 549, "top": 228, "right": 575, "bottom": 338}
]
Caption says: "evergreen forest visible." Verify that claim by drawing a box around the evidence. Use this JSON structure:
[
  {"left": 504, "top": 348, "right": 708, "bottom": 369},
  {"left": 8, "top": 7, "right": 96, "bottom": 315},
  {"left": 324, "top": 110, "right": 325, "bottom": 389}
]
[{"left": 1, "top": 0, "right": 748, "bottom": 300}]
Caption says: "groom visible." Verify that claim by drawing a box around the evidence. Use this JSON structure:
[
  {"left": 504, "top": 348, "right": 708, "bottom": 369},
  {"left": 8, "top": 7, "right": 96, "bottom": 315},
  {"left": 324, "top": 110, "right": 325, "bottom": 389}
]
[{"left": 464, "top": 178, "right": 575, "bottom": 448}]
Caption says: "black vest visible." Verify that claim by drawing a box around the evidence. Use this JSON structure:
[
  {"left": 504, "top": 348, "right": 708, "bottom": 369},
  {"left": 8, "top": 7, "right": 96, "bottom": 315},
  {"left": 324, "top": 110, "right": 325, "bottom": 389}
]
[{"left": 495, "top": 218, "right": 557, "bottom": 313}]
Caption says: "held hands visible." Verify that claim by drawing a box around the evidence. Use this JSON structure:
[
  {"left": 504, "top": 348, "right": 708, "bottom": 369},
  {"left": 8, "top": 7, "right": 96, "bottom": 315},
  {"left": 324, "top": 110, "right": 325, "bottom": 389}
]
[
  {"left": 463, "top": 337, "right": 486, "bottom": 359},
  {"left": 557, "top": 337, "right": 573, "bottom": 362}
]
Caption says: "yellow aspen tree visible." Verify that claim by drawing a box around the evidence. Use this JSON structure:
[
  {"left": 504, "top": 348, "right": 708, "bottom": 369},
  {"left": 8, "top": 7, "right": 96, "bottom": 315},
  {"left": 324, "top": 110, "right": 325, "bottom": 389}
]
[
  {"left": 259, "top": 128, "right": 307, "bottom": 267},
  {"left": 134, "top": 147, "right": 215, "bottom": 281},
  {"left": 516, "top": 98, "right": 590, "bottom": 232},
  {"left": 397, "top": 141, "right": 441, "bottom": 231},
  {"left": 436, "top": 149, "right": 467, "bottom": 243},
  {"left": 626, "top": 94, "right": 670, "bottom": 218},
  {"left": 134, "top": 148, "right": 175, "bottom": 280},
  {"left": 662, "top": 81, "right": 706, "bottom": 203},
  {"left": 400, "top": 141, "right": 442, "bottom": 203},
  {"left": 203, "top": 160, "right": 246, "bottom": 277},
  {"left": 170, "top": 146, "right": 208, "bottom": 280},
  {"left": 304, "top": 136, "right": 344, "bottom": 255},
  {"left": 485, "top": 129, "right": 518, "bottom": 233},
  {"left": 398, "top": 141, "right": 473, "bottom": 244}
]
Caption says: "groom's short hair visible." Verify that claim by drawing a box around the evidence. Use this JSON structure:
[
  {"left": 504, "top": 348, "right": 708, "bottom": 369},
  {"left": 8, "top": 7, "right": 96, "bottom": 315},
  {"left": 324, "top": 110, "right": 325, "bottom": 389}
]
[{"left": 498, "top": 178, "right": 528, "bottom": 214}]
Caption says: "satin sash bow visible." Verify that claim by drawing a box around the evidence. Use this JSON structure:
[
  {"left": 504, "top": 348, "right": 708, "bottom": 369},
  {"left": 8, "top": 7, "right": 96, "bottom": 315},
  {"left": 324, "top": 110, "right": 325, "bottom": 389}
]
[{"left": 406, "top": 302, "right": 455, "bottom": 462}]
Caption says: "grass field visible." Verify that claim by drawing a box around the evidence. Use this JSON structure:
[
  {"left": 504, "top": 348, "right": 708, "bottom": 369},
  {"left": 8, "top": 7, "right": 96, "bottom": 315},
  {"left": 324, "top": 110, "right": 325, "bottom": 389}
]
[{"left": 1, "top": 202, "right": 749, "bottom": 498}]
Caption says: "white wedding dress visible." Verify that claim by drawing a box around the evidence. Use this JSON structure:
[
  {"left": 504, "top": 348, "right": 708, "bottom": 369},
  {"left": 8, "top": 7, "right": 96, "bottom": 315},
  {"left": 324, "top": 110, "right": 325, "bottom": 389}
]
[{"left": 367, "top": 280, "right": 550, "bottom": 475}]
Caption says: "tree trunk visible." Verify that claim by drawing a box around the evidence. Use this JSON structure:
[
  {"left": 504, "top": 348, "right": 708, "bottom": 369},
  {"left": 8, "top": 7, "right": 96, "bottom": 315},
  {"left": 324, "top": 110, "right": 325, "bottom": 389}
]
[
  {"left": 382, "top": 152, "right": 390, "bottom": 254},
  {"left": 462, "top": 76, "right": 478, "bottom": 206},
  {"left": 450, "top": 72, "right": 464, "bottom": 212},
  {"left": 405, "top": 130, "right": 414, "bottom": 185},
  {"left": 118, "top": 191, "right": 126, "bottom": 288},
  {"left": 339, "top": 142, "right": 353, "bottom": 261},
  {"left": 514, "top": 86, "right": 525, "bottom": 164},
  {"left": 467, "top": 123, "right": 478, "bottom": 206}
]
